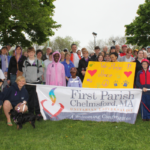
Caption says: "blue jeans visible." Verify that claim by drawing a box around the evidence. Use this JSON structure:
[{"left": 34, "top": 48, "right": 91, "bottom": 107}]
[{"left": 10, "top": 74, "right": 16, "bottom": 85}]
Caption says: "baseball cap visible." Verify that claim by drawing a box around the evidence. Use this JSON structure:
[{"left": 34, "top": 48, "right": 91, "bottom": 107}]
[
  {"left": 110, "top": 46, "right": 115, "bottom": 50},
  {"left": 63, "top": 48, "right": 68, "bottom": 52},
  {"left": 122, "top": 45, "right": 127, "bottom": 48},
  {"left": 147, "top": 46, "right": 150, "bottom": 49},
  {"left": 134, "top": 49, "right": 139, "bottom": 52}
]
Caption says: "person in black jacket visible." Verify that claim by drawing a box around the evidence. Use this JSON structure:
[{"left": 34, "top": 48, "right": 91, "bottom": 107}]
[
  {"left": 91, "top": 46, "right": 101, "bottom": 61},
  {"left": 7, "top": 46, "right": 26, "bottom": 85},
  {"left": 78, "top": 48, "right": 91, "bottom": 82},
  {"left": 2, "top": 76, "right": 28, "bottom": 126},
  {"left": 134, "top": 50, "right": 144, "bottom": 87}
]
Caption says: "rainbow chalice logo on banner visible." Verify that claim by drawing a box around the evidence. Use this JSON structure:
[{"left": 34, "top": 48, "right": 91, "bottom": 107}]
[{"left": 41, "top": 88, "right": 64, "bottom": 119}]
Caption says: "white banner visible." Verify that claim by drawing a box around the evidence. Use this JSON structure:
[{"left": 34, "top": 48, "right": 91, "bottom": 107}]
[{"left": 36, "top": 85, "right": 142, "bottom": 124}]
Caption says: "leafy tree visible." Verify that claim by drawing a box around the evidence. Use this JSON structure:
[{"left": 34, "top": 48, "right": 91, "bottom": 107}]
[
  {"left": 125, "top": 0, "right": 150, "bottom": 47},
  {"left": 46, "top": 36, "right": 80, "bottom": 52},
  {"left": 0, "top": 0, "right": 61, "bottom": 47}
]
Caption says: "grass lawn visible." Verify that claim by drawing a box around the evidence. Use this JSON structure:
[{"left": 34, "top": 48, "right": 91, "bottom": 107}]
[{"left": 0, "top": 112, "right": 150, "bottom": 150}]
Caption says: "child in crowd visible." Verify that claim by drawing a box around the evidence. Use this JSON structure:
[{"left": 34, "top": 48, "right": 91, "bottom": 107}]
[
  {"left": 23, "top": 47, "right": 43, "bottom": 120},
  {"left": 46, "top": 51, "right": 66, "bottom": 86},
  {"left": 67, "top": 67, "right": 82, "bottom": 87}
]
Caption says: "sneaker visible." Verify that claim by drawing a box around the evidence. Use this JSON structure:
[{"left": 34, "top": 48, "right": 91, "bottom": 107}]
[{"left": 36, "top": 114, "right": 43, "bottom": 121}]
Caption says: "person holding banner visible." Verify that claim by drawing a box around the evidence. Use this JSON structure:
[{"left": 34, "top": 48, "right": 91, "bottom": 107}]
[
  {"left": 78, "top": 49, "right": 91, "bottom": 82},
  {"left": 136, "top": 59, "right": 150, "bottom": 121},
  {"left": 134, "top": 50, "right": 144, "bottom": 87},
  {"left": 119, "top": 48, "right": 135, "bottom": 62},
  {"left": 110, "top": 52, "right": 118, "bottom": 62},
  {"left": 97, "top": 54, "right": 104, "bottom": 62},
  {"left": 46, "top": 51, "right": 66, "bottom": 86}
]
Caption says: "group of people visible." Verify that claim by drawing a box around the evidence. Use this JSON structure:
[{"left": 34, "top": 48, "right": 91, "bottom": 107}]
[{"left": 0, "top": 43, "right": 150, "bottom": 126}]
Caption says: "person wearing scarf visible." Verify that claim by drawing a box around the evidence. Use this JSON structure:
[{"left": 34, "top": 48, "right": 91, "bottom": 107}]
[{"left": 7, "top": 46, "right": 27, "bottom": 85}]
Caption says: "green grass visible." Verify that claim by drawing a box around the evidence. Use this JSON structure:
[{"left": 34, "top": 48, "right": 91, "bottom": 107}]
[{"left": 0, "top": 113, "right": 150, "bottom": 150}]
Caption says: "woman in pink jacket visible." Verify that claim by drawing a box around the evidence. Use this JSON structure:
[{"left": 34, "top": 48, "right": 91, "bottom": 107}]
[{"left": 46, "top": 51, "right": 66, "bottom": 86}]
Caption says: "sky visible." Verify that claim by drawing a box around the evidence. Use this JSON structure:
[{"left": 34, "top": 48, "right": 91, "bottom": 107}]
[{"left": 51, "top": 0, "right": 145, "bottom": 49}]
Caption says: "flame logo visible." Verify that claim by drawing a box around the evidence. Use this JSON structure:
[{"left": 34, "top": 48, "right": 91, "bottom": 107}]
[{"left": 49, "top": 88, "right": 56, "bottom": 106}]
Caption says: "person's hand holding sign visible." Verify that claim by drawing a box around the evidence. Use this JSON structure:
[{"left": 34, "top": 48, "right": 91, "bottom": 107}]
[{"left": 143, "top": 87, "right": 147, "bottom": 92}]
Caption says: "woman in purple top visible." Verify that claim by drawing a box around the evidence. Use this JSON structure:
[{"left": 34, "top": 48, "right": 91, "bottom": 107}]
[{"left": 78, "top": 48, "right": 91, "bottom": 82}]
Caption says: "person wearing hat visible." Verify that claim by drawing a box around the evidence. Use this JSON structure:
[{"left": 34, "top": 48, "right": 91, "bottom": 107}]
[
  {"left": 109, "top": 46, "right": 116, "bottom": 54},
  {"left": 63, "top": 48, "right": 68, "bottom": 53},
  {"left": 133, "top": 49, "right": 139, "bottom": 59},
  {"left": 46, "top": 51, "right": 66, "bottom": 86},
  {"left": 42, "top": 47, "right": 52, "bottom": 61},
  {"left": 136, "top": 59, "right": 150, "bottom": 121},
  {"left": 67, "top": 67, "right": 82, "bottom": 87},
  {"left": 120, "top": 45, "right": 128, "bottom": 57}
]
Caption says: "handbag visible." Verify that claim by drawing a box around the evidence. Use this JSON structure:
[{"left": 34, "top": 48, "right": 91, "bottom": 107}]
[{"left": 16, "top": 60, "right": 23, "bottom": 77}]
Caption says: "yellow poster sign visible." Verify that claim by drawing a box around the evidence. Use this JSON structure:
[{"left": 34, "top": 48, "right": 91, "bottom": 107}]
[{"left": 82, "top": 62, "right": 136, "bottom": 89}]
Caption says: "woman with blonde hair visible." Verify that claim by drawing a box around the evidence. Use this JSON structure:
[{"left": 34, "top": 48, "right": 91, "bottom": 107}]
[{"left": 1, "top": 76, "right": 28, "bottom": 126}]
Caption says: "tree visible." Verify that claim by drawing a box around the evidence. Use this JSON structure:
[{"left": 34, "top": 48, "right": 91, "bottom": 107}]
[
  {"left": 125, "top": 0, "right": 150, "bottom": 47},
  {"left": 47, "top": 36, "right": 80, "bottom": 52},
  {"left": 0, "top": 0, "right": 61, "bottom": 47}
]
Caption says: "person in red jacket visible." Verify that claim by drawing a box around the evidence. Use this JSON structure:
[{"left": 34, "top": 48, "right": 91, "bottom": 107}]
[
  {"left": 70, "top": 44, "right": 81, "bottom": 68},
  {"left": 136, "top": 59, "right": 150, "bottom": 121}
]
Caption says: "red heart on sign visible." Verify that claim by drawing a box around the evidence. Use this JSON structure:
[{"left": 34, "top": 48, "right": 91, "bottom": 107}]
[
  {"left": 124, "top": 71, "right": 132, "bottom": 77},
  {"left": 88, "top": 70, "right": 97, "bottom": 76},
  {"left": 41, "top": 100, "right": 64, "bottom": 119}
]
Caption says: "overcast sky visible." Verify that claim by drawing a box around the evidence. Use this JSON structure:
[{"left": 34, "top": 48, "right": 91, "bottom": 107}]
[{"left": 52, "top": 0, "right": 145, "bottom": 49}]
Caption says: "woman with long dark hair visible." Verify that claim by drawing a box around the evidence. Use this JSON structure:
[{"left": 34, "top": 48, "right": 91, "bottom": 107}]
[{"left": 7, "top": 46, "right": 27, "bottom": 85}]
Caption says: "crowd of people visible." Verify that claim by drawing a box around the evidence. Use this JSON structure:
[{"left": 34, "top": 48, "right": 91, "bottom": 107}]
[{"left": 0, "top": 43, "right": 150, "bottom": 126}]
